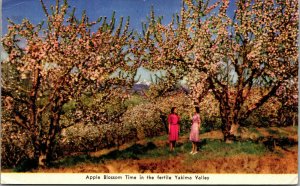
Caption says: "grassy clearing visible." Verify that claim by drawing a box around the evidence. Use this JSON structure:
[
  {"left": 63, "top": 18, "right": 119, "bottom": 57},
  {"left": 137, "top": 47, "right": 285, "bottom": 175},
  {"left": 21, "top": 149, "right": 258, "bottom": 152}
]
[
  {"left": 203, "top": 140, "right": 265, "bottom": 155},
  {"left": 51, "top": 142, "right": 157, "bottom": 168},
  {"left": 13, "top": 126, "right": 296, "bottom": 172},
  {"left": 182, "top": 140, "right": 267, "bottom": 164},
  {"left": 147, "top": 134, "right": 168, "bottom": 142},
  {"left": 50, "top": 137, "right": 268, "bottom": 170},
  {"left": 51, "top": 142, "right": 175, "bottom": 169}
]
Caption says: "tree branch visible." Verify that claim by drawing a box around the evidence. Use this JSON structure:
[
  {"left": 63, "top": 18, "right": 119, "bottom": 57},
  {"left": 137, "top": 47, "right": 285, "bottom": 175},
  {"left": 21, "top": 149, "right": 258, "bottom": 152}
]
[{"left": 239, "top": 83, "right": 281, "bottom": 122}]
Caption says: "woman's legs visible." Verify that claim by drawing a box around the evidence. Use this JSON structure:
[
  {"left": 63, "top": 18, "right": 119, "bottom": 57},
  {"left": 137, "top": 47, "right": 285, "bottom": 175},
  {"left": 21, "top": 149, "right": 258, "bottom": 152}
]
[
  {"left": 191, "top": 142, "right": 194, "bottom": 153},
  {"left": 170, "top": 141, "right": 175, "bottom": 151},
  {"left": 194, "top": 142, "right": 198, "bottom": 152},
  {"left": 172, "top": 141, "right": 176, "bottom": 151},
  {"left": 193, "top": 142, "right": 196, "bottom": 152},
  {"left": 190, "top": 142, "right": 198, "bottom": 154}
]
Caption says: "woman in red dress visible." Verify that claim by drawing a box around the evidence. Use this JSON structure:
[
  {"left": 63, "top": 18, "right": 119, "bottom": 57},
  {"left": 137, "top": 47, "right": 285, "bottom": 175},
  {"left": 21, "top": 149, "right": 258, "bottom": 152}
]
[{"left": 168, "top": 107, "right": 180, "bottom": 151}]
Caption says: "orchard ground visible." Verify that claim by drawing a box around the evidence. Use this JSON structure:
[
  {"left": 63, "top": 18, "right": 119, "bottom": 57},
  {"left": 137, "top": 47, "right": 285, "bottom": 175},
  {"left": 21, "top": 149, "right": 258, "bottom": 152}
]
[{"left": 3, "top": 126, "right": 297, "bottom": 173}]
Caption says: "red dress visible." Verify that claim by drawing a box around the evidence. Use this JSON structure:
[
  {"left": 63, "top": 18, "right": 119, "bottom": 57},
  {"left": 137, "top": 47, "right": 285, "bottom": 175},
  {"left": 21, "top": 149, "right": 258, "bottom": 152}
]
[{"left": 168, "top": 113, "right": 180, "bottom": 141}]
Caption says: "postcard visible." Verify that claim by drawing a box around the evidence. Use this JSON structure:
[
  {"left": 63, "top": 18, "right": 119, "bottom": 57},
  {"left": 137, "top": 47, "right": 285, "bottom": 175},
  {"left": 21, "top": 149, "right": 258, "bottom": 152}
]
[{"left": 1, "top": 0, "right": 298, "bottom": 184}]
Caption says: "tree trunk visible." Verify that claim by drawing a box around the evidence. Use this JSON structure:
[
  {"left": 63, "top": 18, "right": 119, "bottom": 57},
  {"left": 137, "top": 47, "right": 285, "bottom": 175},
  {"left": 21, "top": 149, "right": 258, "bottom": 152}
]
[
  {"left": 31, "top": 109, "right": 61, "bottom": 168},
  {"left": 230, "top": 106, "right": 241, "bottom": 137},
  {"left": 219, "top": 98, "right": 232, "bottom": 141},
  {"left": 31, "top": 139, "right": 40, "bottom": 167},
  {"left": 219, "top": 99, "right": 242, "bottom": 142},
  {"left": 32, "top": 137, "right": 46, "bottom": 168},
  {"left": 160, "top": 113, "right": 168, "bottom": 134},
  {"left": 45, "top": 112, "right": 61, "bottom": 164},
  {"left": 229, "top": 122, "right": 240, "bottom": 136},
  {"left": 38, "top": 153, "right": 47, "bottom": 167}
]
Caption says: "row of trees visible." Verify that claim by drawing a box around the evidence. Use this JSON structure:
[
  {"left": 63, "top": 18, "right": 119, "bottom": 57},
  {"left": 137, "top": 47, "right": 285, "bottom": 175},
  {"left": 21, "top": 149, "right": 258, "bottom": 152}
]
[{"left": 2, "top": 0, "right": 298, "bottom": 168}]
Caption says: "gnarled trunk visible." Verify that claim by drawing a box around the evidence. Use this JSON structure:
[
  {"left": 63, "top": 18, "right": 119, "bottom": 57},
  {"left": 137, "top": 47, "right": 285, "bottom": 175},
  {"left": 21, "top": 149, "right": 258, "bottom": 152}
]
[{"left": 31, "top": 109, "right": 61, "bottom": 168}]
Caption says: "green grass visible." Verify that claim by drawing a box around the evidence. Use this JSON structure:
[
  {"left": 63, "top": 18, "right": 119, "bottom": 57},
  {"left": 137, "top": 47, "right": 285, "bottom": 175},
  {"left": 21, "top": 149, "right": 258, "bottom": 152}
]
[
  {"left": 52, "top": 154, "right": 100, "bottom": 168},
  {"left": 133, "top": 139, "right": 268, "bottom": 161},
  {"left": 148, "top": 135, "right": 168, "bottom": 141},
  {"left": 266, "top": 128, "right": 288, "bottom": 138},
  {"left": 266, "top": 128, "right": 280, "bottom": 135},
  {"left": 51, "top": 138, "right": 269, "bottom": 169},
  {"left": 248, "top": 127, "right": 263, "bottom": 137},
  {"left": 139, "top": 146, "right": 177, "bottom": 158},
  {"left": 51, "top": 142, "right": 157, "bottom": 168},
  {"left": 187, "top": 139, "right": 267, "bottom": 161},
  {"left": 51, "top": 141, "right": 188, "bottom": 168},
  {"left": 49, "top": 127, "right": 295, "bottom": 169}
]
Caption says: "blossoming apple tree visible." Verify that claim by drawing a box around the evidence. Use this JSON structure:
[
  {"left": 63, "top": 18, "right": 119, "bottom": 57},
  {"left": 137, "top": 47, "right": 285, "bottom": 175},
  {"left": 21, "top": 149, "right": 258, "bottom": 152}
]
[
  {"left": 2, "top": 0, "right": 138, "bottom": 167},
  {"left": 138, "top": 0, "right": 298, "bottom": 140}
]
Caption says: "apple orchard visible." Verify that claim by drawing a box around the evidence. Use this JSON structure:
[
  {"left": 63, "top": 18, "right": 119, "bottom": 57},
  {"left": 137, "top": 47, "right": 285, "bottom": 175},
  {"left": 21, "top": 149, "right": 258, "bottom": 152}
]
[{"left": 1, "top": 0, "right": 298, "bottom": 169}]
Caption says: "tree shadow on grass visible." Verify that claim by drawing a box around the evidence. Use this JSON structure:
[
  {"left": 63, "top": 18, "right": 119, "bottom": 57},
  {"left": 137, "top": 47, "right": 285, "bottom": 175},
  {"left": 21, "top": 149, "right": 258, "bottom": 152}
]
[
  {"left": 260, "top": 136, "right": 297, "bottom": 151},
  {"left": 197, "top": 139, "right": 208, "bottom": 151},
  {"left": 175, "top": 139, "right": 208, "bottom": 152},
  {"left": 50, "top": 142, "right": 157, "bottom": 168}
]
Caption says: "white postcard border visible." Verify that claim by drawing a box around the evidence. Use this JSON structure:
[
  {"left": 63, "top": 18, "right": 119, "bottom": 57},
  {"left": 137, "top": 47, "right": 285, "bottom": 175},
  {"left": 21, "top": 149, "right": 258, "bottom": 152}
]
[{"left": 0, "top": 173, "right": 298, "bottom": 185}]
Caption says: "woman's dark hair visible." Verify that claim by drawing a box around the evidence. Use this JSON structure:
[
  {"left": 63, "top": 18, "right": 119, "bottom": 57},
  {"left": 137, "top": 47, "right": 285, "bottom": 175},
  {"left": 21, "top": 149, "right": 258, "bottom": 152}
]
[
  {"left": 171, "top": 107, "right": 177, "bottom": 114},
  {"left": 195, "top": 107, "right": 200, "bottom": 113}
]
